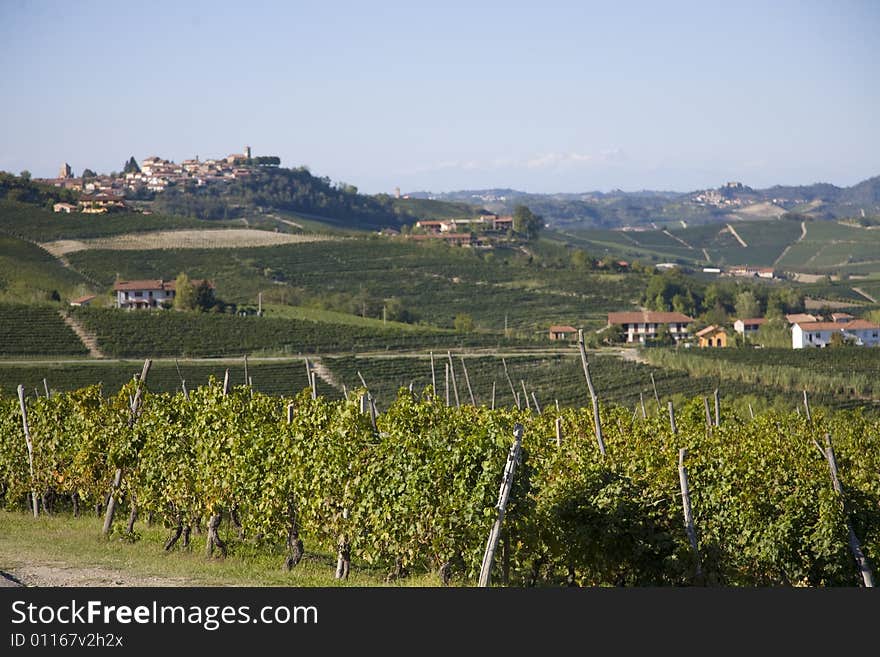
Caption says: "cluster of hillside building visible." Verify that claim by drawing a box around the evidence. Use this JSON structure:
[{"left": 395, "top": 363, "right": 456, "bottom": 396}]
[
  {"left": 407, "top": 214, "right": 515, "bottom": 245},
  {"left": 548, "top": 310, "right": 880, "bottom": 350},
  {"left": 41, "top": 147, "right": 263, "bottom": 214}
]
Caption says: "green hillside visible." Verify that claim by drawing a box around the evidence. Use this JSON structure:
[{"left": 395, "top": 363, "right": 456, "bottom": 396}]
[
  {"left": 0, "top": 199, "right": 218, "bottom": 241},
  {"left": 66, "top": 238, "right": 648, "bottom": 333},
  {"left": 0, "top": 234, "right": 94, "bottom": 303},
  {"left": 557, "top": 217, "right": 880, "bottom": 274}
]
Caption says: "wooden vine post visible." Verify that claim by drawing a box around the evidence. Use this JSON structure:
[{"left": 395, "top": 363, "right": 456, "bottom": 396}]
[
  {"left": 103, "top": 358, "right": 152, "bottom": 536},
  {"left": 650, "top": 372, "right": 661, "bottom": 412},
  {"left": 17, "top": 385, "right": 39, "bottom": 518},
  {"left": 478, "top": 423, "right": 524, "bottom": 587},
  {"left": 577, "top": 330, "right": 605, "bottom": 456},
  {"left": 703, "top": 397, "right": 713, "bottom": 430},
  {"left": 430, "top": 351, "right": 436, "bottom": 396},
  {"left": 668, "top": 401, "right": 677, "bottom": 435},
  {"left": 824, "top": 434, "right": 874, "bottom": 587},
  {"left": 520, "top": 380, "right": 531, "bottom": 411},
  {"left": 555, "top": 417, "right": 563, "bottom": 448},
  {"left": 713, "top": 389, "right": 720, "bottom": 427},
  {"left": 460, "top": 356, "right": 476, "bottom": 406},
  {"left": 531, "top": 391, "right": 541, "bottom": 414},
  {"left": 502, "top": 358, "right": 520, "bottom": 410},
  {"left": 803, "top": 390, "right": 812, "bottom": 422},
  {"left": 447, "top": 352, "right": 460, "bottom": 407},
  {"left": 678, "top": 448, "right": 703, "bottom": 580}
]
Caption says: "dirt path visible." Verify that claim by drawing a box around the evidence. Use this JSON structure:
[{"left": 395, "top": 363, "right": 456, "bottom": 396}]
[
  {"left": 663, "top": 229, "right": 694, "bottom": 249},
  {"left": 609, "top": 347, "right": 649, "bottom": 365},
  {"left": 0, "top": 563, "right": 196, "bottom": 587},
  {"left": 309, "top": 358, "right": 340, "bottom": 389},
  {"left": 726, "top": 223, "right": 748, "bottom": 247},
  {"left": 60, "top": 311, "right": 105, "bottom": 358},
  {"left": 852, "top": 287, "right": 878, "bottom": 303}
]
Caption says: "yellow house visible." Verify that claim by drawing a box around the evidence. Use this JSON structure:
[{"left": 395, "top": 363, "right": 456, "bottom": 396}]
[{"left": 696, "top": 325, "right": 728, "bottom": 348}]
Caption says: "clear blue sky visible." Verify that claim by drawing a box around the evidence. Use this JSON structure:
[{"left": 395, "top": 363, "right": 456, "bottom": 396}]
[{"left": 1, "top": 0, "right": 878, "bottom": 194}]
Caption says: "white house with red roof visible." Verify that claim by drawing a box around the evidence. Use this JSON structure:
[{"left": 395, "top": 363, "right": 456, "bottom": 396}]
[
  {"left": 792, "top": 320, "right": 880, "bottom": 349},
  {"left": 607, "top": 311, "right": 694, "bottom": 343}
]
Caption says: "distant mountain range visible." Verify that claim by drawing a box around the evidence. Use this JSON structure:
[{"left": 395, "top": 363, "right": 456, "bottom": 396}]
[{"left": 406, "top": 175, "right": 880, "bottom": 229}]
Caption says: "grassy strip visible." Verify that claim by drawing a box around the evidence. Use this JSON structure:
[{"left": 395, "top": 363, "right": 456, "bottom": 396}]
[{"left": 0, "top": 511, "right": 438, "bottom": 587}]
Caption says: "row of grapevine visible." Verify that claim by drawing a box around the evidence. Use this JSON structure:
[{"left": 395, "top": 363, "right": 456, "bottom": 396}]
[
  {"left": 71, "top": 307, "right": 518, "bottom": 358},
  {"left": 1, "top": 379, "right": 877, "bottom": 585},
  {"left": 0, "top": 304, "right": 88, "bottom": 356}
]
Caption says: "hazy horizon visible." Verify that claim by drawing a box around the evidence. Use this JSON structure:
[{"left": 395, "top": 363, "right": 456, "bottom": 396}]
[{"left": 2, "top": 1, "right": 878, "bottom": 195}]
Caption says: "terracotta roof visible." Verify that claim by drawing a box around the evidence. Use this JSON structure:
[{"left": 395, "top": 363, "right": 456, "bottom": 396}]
[
  {"left": 113, "top": 279, "right": 172, "bottom": 292},
  {"left": 785, "top": 313, "right": 818, "bottom": 324},
  {"left": 796, "top": 320, "right": 880, "bottom": 331},
  {"left": 696, "top": 325, "right": 727, "bottom": 337},
  {"left": 113, "top": 278, "right": 214, "bottom": 292},
  {"left": 736, "top": 318, "right": 767, "bottom": 325},
  {"left": 549, "top": 325, "right": 577, "bottom": 333},
  {"left": 831, "top": 313, "right": 854, "bottom": 321},
  {"left": 70, "top": 294, "right": 97, "bottom": 304},
  {"left": 608, "top": 311, "right": 694, "bottom": 325}
]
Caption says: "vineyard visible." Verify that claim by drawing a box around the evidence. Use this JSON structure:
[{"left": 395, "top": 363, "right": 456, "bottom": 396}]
[
  {"left": 66, "top": 239, "right": 647, "bottom": 331},
  {"left": 0, "top": 199, "right": 217, "bottom": 242},
  {"left": 0, "top": 236, "right": 93, "bottom": 304},
  {"left": 1, "top": 370, "right": 877, "bottom": 586},
  {"left": 70, "top": 307, "right": 519, "bottom": 357},
  {"left": 0, "top": 352, "right": 864, "bottom": 413},
  {"left": 0, "top": 304, "right": 88, "bottom": 357},
  {"left": 643, "top": 347, "right": 880, "bottom": 401}
]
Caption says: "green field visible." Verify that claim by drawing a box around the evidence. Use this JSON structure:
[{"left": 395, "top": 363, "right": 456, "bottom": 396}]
[
  {"left": 0, "top": 235, "right": 94, "bottom": 303},
  {"left": 0, "top": 199, "right": 224, "bottom": 241}
]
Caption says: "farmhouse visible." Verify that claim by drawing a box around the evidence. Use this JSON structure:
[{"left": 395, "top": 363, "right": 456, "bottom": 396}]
[
  {"left": 831, "top": 313, "right": 854, "bottom": 323},
  {"left": 548, "top": 325, "right": 577, "bottom": 341},
  {"left": 733, "top": 317, "right": 767, "bottom": 336},
  {"left": 696, "top": 325, "right": 728, "bottom": 348},
  {"left": 80, "top": 193, "right": 126, "bottom": 214},
  {"left": 113, "top": 279, "right": 214, "bottom": 309},
  {"left": 53, "top": 202, "right": 77, "bottom": 213},
  {"left": 792, "top": 320, "right": 880, "bottom": 349},
  {"left": 607, "top": 311, "right": 694, "bottom": 343}
]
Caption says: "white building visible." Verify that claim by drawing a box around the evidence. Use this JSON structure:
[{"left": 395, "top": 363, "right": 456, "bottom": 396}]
[
  {"left": 607, "top": 311, "right": 694, "bottom": 343},
  {"left": 792, "top": 320, "right": 880, "bottom": 349},
  {"left": 114, "top": 279, "right": 178, "bottom": 309},
  {"left": 733, "top": 317, "right": 767, "bottom": 336}
]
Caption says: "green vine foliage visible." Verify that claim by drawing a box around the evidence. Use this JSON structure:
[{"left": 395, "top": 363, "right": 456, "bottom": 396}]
[{"left": 1, "top": 380, "right": 878, "bottom": 586}]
